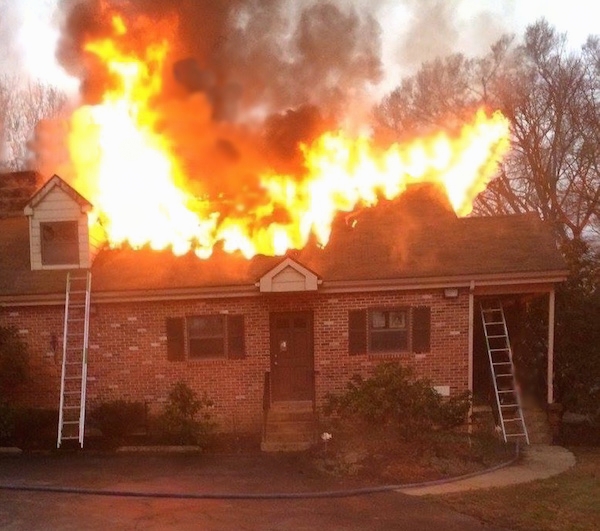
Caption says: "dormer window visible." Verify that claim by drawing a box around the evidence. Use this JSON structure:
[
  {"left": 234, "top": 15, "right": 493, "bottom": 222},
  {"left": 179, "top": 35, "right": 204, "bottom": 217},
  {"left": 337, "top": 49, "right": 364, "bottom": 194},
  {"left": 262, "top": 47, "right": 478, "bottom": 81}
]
[
  {"left": 41, "top": 221, "right": 79, "bottom": 265},
  {"left": 24, "top": 175, "right": 97, "bottom": 271}
]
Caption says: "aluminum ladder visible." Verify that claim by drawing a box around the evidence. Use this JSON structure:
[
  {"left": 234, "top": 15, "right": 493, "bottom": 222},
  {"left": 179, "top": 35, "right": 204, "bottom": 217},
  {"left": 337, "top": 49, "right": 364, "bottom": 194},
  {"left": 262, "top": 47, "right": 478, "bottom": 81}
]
[
  {"left": 480, "top": 300, "right": 529, "bottom": 444},
  {"left": 57, "top": 270, "right": 92, "bottom": 448}
]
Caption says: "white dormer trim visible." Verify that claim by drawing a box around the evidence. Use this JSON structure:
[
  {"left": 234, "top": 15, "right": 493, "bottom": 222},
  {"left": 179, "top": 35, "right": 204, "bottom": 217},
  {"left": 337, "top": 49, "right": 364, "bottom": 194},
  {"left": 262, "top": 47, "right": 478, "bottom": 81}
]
[
  {"left": 24, "top": 174, "right": 92, "bottom": 216},
  {"left": 24, "top": 175, "right": 94, "bottom": 271},
  {"left": 258, "top": 257, "right": 320, "bottom": 293}
]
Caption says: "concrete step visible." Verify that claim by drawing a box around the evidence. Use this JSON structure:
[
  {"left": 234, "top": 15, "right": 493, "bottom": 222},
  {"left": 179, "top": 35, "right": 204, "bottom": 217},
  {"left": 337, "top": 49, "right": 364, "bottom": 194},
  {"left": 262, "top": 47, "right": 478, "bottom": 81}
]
[
  {"left": 262, "top": 401, "right": 316, "bottom": 452},
  {"left": 265, "top": 410, "right": 315, "bottom": 422},
  {"left": 269, "top": 400, "right": 313, "bottom": 412},
  {"left": 261, "top": 440, "right": 313, "bottom": 452},
  {"left": 265, "top": 420, "right": 315, "bottom": 436}
]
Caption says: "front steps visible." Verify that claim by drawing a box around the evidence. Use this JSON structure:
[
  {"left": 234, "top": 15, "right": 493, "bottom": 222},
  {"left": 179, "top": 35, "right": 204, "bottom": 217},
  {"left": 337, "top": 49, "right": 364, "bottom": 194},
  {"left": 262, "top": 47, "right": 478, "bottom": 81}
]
[{"left": 261, "top": 401, "right": 316, "bottom": 452}]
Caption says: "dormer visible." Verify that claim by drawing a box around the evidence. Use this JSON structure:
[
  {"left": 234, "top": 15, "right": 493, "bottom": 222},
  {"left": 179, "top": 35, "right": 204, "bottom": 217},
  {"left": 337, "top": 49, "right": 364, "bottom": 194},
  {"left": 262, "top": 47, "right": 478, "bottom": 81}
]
[
  {"left": 24, "top": 175, "right": 94, "bottom": 270},
  {"left": 258, "top": 257, "right": 320, "bottom": 292}
]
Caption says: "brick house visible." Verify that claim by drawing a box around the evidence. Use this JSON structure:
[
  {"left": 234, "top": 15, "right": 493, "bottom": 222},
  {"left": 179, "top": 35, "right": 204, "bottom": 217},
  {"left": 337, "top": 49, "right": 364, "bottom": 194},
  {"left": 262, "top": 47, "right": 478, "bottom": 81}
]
[{"left": 0, "top": 174, "right": 568, "bottom": 447}]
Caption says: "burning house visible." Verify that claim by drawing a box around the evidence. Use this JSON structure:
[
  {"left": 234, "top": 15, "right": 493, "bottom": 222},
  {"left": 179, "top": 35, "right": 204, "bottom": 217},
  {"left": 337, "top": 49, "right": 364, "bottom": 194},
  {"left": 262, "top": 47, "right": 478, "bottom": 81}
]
[
  {"left": 0, "top": 1, "right": 568, "bottom": 449},
  {"left": 0, "top": 174, "right": 567, "bottom": 449}
]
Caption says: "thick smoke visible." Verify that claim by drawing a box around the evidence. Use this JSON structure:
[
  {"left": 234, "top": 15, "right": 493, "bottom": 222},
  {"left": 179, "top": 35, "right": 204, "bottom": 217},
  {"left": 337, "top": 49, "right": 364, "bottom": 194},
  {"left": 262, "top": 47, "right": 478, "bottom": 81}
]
[
  {"left": 56, "top": 0, "right": 383, "bottom": 118},
  {"left": 49, "top": 0, "right": 513, "bottom": 211},
  {"left": 52, "top": 0, "right": 383, "bottom": 201}
]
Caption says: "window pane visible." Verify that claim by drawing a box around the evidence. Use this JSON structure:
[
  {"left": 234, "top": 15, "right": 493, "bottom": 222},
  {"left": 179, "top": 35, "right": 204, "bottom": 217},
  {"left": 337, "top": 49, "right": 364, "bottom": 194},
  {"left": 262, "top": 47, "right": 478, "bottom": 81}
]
[
  {"left": 41, "top": 221, "right": 79, "bottom": 265},
  {"left": 189, "top": 337, "right": 225, "bottom": 358},
  {"left": 371, "top": 311, "right": 386, "bottom": 329},
  {"left": 370, "top": 330, "right": 408, "bottom": 352},
  {"left": 188, "top": 315, "right": 223, "bottom": 337},
  {"left": 389, "top": 311, "right": 406, "bottom": 329}
]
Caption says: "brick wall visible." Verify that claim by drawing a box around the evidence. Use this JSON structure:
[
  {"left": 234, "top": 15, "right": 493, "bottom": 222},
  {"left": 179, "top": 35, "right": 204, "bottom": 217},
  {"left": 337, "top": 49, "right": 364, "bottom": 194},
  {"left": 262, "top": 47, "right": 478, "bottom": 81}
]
[{"left": 0, "top": 287, "right": 470, "bottom": 434}]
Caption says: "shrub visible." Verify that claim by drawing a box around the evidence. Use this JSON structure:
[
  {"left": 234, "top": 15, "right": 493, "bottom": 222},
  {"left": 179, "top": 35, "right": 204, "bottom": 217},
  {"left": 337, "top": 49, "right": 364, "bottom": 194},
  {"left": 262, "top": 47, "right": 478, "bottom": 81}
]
[
  {"left": 0, "top": 326, "right": 29, "bottom": 396},
  {"left": 324, "top": 362, "right": 470, "bottom": 438},
  {"left": 89, "top": 400, "right": 146, "bottom": 442},
  {"left": 0, "top": 401, "right": 16, "bottom": 442},
  {"left": 153, "top": 382, "right": 216, "bottom": 447},
  {"left": 12, "top": 408, "right": 58, "bottom": 449}
]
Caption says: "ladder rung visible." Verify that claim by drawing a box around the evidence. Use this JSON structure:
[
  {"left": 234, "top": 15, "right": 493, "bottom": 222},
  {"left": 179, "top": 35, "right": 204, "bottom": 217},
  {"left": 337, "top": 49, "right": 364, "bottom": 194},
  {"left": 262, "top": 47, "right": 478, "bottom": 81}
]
[
  {"left": 500, "top": 404, "right": 519, "bottom": 408},
  {"left": 484, "top": 320, "right": 504, "bottom": 325},
  {"left": 490, "top": 348, "right": 510, "bottom": 352},
  {"left": 62, "top": 421, "right": 80, "bottom": 425},
  {"left": 503, "top": 418, "right": 522, "bottom": 422},
  {"left": 498, "top": 390, "right": 515, "bottom": 393},
  {"left": 65, "top": 376, "right": 82, "bottom": 380},
  {"left": 505, "top": 433, "right": 526, "bottom": 438},
  {"left": 64, "top": 406, "right": 81, "bottom": 410},
  {"left": 60, "top": 436, "right": 80, "bottom": 441},
  {"left": 493, "top": 362, "right": 512, "bottom": 366}
]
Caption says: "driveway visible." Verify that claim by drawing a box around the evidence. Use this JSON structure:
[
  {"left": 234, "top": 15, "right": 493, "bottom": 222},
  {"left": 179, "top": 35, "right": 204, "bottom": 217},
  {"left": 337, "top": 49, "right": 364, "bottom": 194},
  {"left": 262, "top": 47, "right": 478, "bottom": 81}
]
[{"left": 0, "top": 452, "right": 509, "bottom": 530}]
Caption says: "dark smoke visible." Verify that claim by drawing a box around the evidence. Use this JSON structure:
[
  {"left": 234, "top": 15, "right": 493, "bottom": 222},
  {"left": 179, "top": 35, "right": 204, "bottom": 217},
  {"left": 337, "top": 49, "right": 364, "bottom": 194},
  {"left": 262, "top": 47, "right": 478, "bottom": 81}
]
[
  {"left": 53, "top": 0, "right": 383, "bottom": 201},
  {"left": 56, "top": 0, "right": 383, "bottom": 118}
]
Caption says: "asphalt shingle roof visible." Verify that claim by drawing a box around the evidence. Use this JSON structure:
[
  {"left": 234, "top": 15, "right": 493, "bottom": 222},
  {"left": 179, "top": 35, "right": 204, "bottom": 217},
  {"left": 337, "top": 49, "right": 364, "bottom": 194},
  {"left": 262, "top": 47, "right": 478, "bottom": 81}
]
[{"left": 0, "top": 184, "right": 567, "bottom": 299}]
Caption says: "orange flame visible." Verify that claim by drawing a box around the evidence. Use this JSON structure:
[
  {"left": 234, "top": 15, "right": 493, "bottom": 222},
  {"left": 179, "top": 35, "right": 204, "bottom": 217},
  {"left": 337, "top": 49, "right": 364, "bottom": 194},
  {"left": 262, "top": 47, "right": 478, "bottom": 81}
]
[{"left": 67, "top": 16, "right": 511, "bottom": 260}]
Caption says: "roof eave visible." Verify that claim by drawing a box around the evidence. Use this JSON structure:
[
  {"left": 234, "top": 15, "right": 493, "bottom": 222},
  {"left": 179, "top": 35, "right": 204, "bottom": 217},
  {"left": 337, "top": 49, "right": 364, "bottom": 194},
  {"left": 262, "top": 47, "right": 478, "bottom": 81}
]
[
  {"left": 319, "top": 269, "right": 569, "bottom": 293},
  {"left": 0, "top": 269, "right": 569, "bottom": 306}
]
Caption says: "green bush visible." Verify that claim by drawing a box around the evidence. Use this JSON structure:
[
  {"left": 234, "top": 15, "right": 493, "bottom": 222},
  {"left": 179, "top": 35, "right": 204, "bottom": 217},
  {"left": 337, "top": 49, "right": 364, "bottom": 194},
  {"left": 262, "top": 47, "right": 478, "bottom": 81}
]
[
  {"left": 12, "top": 408, "right": 58, "bottom": 449},
  {"left": 324, "top": 362, "right": 470, "bottom": 438},
  {"left": 0, "top": 326, "right": 29, "bottom": 396},
  {"left": 152, "top": 382, "right": 216, "bottom": 447},
  {"left": 0, "top": 401, "right": 16, "bottom": 442},
  {"left": 89, "top": 400, "right": 146, "bottom": 442}
]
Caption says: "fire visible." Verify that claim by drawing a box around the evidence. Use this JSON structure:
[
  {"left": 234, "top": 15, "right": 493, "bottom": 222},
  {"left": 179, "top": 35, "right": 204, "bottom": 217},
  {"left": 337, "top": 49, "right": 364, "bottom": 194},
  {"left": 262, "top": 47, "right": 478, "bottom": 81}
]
[{"left": 67, "top": 14, "right": 511, "bottom": 260}]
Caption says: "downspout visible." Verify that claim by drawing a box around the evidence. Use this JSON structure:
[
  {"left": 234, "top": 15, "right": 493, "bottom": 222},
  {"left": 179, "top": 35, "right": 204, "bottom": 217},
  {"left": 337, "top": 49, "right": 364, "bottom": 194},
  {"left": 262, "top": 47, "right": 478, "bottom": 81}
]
[
  {"left": 467, "top": 281, "right": 475, "bottom": 395},
  {"left": 547, "top": 288, "right": 556, "bottom": 404},
  {"left": 467, "top": 281, "right": 475, "bottom": 434}
]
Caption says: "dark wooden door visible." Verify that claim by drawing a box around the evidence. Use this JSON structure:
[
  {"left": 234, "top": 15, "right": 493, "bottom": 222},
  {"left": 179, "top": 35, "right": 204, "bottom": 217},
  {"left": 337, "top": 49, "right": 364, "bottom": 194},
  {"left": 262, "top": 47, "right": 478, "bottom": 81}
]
[{"left": 270, "top": 311, "right": 314, "bottom": 402}]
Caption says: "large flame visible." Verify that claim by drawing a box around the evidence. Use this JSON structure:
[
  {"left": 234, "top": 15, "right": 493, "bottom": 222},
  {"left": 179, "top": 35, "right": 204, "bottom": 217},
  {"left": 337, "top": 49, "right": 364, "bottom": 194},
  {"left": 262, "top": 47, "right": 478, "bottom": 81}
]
[{"left": 68, "top": 14, "right": 511, "bottom": 260}]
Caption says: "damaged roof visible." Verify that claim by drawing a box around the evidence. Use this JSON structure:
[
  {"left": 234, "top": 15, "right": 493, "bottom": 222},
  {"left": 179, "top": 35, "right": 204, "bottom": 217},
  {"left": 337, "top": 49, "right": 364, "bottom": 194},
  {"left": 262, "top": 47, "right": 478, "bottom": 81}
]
[{"left": 0, "top": 184, "right": 567, "bottom": 301}]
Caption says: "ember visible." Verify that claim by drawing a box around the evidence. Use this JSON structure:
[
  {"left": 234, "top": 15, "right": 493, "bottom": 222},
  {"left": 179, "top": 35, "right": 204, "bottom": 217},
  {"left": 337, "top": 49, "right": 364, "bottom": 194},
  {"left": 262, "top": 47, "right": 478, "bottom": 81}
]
[{"left": 62, "top": 3, "right": 510, "bottom": 259}]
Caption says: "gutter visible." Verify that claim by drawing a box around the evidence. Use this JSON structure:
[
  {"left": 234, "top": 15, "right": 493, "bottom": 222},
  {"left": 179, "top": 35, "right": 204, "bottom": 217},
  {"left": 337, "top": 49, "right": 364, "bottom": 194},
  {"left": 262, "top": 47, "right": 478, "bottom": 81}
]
[{"left": 0, "top": 269, "right": 569, "bottom": 307}]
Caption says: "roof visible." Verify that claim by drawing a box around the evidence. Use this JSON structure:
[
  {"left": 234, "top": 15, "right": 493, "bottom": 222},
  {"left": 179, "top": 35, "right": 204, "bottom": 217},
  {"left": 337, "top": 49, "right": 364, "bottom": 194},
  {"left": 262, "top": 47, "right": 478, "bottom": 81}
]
[
  {"left": 0, "top": 171, "right": 42, "bottom": 218},
  {"left": 0, "top": 184, "right": 568, "bottom": 301}
]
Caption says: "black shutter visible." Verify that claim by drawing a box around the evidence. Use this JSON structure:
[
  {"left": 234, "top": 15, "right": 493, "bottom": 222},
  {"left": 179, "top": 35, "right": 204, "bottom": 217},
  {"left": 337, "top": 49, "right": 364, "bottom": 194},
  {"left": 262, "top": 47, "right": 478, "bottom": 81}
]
[
  {"left": 349, "top": 310, "right": 367, "bottom": 355},
  {"left": 412, "top": 306, "right": 431, "bottom": 353},
  {"left": 227, "top": 315, "right": 245, "bottom": 359},
  {"left": 166, "top": 317, "right": 185, "bottom": 361}
]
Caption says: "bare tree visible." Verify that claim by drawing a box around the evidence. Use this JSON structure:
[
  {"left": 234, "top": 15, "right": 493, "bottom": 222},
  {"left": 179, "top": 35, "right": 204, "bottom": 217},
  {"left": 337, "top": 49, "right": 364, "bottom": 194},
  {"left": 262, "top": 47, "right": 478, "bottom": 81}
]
[
  {"left": 375, "top": 20, "right": 600, "bottom": 245},
  {"left": 0, "top": 76, "right": 66, "bottom": 172}
]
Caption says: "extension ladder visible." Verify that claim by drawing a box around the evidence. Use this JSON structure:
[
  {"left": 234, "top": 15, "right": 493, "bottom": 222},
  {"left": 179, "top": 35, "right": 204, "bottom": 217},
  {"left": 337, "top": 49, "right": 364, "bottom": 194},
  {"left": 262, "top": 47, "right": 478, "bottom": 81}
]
[
  {"left": 480, "top": 300, "right": 529, "bottom": 444},
  {"left": 57, "top": 270, "right": 92, "bottom": 448}
]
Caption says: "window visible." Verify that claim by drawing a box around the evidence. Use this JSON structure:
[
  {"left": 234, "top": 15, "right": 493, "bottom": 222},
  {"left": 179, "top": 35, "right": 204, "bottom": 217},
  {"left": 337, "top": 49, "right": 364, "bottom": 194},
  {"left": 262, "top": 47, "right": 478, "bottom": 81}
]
[
  {"left": 166, "top": 315, "right": 245, "bottom": 361},
  {"left": 349, "top": 306, "right": 431, "bottom": 355},
  {"left": 369, "top": 309, "right": 408, "bottom": 352},
  {"left": 40, "top": 221, "right": 79, "bottom": 265}
]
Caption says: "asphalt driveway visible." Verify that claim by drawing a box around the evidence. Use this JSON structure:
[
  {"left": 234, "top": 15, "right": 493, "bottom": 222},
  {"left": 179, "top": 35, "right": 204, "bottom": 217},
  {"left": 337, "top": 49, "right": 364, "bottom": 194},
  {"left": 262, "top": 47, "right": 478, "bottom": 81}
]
[{"left": 0, "top": 452, "right": 509, "bottom": 530}]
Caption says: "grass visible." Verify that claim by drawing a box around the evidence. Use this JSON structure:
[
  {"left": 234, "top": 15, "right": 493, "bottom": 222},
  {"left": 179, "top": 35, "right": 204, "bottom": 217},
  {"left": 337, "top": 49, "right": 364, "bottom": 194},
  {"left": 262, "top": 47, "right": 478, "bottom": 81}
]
[{"left": 433, "top": 447, "right": 600, "bottom": 531}]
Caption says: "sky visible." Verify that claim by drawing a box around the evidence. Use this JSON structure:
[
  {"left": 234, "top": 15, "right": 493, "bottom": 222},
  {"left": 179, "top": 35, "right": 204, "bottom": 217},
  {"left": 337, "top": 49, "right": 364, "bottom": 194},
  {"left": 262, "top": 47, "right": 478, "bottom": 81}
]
[{"left": 1, "top": 0, "right": 598, "bottom": 96}]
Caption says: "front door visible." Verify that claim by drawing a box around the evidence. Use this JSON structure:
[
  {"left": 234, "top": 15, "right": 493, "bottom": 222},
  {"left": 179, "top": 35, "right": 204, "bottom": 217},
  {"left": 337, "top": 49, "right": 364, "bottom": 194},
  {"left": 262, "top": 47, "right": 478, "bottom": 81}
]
[{"left": 270, "top": 311, "right": 314, "bottom": 402}]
